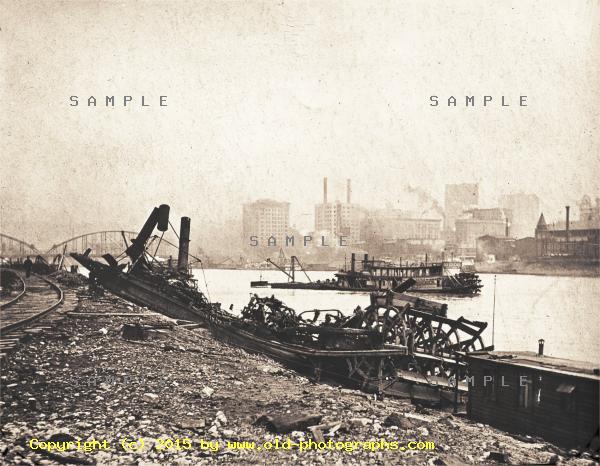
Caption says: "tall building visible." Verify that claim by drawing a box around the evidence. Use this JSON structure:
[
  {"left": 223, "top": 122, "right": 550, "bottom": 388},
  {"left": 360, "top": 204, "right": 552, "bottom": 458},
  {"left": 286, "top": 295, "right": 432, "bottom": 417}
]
[
  {"left": 314, "top": 178, "right": 362, "bottom": 244},
  {"left": 444, "top": 183, "right": 479, "bottom": 231},
  {"left": 242, "top": 199, "right": 290, "bottom": 247},
  {"left": 499, "top": 193, "right": 540, "bottom": 238}
]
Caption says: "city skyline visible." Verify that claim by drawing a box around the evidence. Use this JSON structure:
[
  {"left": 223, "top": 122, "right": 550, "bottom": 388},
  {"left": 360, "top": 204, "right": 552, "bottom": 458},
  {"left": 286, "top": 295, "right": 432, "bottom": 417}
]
[
  {"left": 1, "top": 175, "right": 596, "bottom": 251},
  {"left": 217, "top": 181, "right": 585, "bottom": 230},
  {"left": 237, "top": 179, "right": 598, "bottom": 257}
]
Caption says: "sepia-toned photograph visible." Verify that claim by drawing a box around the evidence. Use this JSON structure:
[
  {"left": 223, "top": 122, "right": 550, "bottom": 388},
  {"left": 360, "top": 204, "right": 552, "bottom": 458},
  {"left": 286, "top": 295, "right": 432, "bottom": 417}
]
[{"left": 1, "top": 1, "right": 599, "bottom": 465}]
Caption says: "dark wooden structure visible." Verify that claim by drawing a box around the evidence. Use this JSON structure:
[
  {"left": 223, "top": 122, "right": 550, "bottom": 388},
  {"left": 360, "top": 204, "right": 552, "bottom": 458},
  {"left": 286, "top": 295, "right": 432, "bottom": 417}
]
[{"left": 465, "top": 351, "right": 599, "bottom": 449}]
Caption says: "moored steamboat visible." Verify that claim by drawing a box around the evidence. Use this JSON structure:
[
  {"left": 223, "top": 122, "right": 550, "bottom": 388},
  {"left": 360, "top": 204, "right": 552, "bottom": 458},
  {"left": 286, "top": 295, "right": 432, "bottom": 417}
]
[{"left": 260, "top": 253, "right": 482, "bottom": 295}]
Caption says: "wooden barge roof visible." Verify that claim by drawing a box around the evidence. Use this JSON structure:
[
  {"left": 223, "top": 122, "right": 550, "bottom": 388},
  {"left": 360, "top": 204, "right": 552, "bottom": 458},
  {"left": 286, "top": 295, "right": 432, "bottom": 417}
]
[{"left": 463, "top": 351, "right": 600, "bottom": 381}]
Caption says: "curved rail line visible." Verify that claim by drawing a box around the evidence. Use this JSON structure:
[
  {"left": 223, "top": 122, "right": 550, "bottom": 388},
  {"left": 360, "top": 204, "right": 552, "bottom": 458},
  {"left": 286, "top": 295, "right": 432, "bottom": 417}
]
[{"left": 0, "top": 271, "right": 64, "bottom": 335}]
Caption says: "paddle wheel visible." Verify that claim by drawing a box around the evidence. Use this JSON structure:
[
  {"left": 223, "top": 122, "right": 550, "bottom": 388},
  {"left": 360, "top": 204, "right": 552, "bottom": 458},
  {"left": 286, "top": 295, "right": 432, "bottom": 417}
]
[
  {"left": 239, "top": 291, "right": 490, "bottom": 390},
  {"left": 364, "top": 292, "right": 490, "bottom": 382},
  {"left": 453, "top": 271, "right": 483, "bottom": 293}
]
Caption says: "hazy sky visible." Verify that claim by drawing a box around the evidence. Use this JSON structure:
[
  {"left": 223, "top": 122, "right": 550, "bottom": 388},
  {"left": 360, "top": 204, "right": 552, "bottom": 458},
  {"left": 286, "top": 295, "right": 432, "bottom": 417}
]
[{"left": 1, "top": 1, "right": 599, "bottom": 247}]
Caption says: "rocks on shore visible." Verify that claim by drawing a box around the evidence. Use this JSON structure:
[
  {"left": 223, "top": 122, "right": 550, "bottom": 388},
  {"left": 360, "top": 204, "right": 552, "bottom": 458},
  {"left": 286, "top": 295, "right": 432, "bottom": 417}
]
[{"left": 0, "top": 284, "right": 593, "bottom": 465}]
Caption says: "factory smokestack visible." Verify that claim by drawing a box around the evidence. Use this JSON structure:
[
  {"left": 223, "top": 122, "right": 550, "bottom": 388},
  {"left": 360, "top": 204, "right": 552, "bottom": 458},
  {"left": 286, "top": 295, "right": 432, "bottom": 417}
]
[
  {"left": 565, "top": 205, "right": 570, "bottom": 244},
  {"left": 323, "top": 177, "right": 328, "bottom": 204},
  {"left": 347, "top": 179, "right": 352, "bottom": 204}
]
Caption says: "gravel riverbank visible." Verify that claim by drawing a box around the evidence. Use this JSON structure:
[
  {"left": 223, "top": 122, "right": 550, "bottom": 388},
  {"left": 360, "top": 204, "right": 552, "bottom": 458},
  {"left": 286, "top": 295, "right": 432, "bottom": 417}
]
[{"left": 0, "top": 284, "right": 596, "bottom": 465}]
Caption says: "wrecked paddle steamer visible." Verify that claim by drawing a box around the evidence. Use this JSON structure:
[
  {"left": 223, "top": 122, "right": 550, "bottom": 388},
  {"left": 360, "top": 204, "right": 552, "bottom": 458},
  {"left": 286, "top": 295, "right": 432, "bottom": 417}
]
[
  {"left": 253, "top": 253, "right": 482, "bottom": 295},
  {"left": 71, "top": 205, "right": 217, "bottom": 323},
  {"left": 72, "top": 205, "right": 491, "bottom": 401}
]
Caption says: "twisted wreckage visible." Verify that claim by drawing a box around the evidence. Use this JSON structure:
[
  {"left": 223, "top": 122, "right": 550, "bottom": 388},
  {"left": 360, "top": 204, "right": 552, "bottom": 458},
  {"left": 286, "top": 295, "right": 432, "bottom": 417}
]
[{"left": 72, "top": 205, "right": 492, "bottom": 404}]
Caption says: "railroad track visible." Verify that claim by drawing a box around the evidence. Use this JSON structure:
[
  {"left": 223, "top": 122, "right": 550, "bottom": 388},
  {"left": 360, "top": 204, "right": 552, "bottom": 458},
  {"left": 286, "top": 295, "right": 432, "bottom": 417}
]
[{"left": 0, "top": 270, "right": 64, "bottom": 357}]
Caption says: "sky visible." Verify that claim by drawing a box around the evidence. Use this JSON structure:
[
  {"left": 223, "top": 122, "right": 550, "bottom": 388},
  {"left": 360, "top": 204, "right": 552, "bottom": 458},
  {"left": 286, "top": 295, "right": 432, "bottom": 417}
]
[{"left": 1, "top": 0, "right": 599, "bottom": 248}]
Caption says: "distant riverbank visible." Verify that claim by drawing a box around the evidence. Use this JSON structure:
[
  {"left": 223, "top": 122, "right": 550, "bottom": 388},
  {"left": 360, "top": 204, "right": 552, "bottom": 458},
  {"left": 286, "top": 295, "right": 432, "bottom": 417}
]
[{"left": 475, "top": 261, "right": 599, "bottom": 278}]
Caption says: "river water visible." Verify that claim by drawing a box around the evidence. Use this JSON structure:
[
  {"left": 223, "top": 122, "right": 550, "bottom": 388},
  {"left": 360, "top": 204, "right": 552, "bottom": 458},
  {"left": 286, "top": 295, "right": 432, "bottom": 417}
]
[{"left": 193, "top": 268, "right": 600, "bottom": 364}]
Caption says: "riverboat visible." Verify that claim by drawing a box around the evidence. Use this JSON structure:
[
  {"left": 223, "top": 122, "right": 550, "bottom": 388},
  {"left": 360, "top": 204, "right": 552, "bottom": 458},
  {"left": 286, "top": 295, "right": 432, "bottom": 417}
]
[{"left": 255, "top": 253, "right": 482, "bottom": 295}]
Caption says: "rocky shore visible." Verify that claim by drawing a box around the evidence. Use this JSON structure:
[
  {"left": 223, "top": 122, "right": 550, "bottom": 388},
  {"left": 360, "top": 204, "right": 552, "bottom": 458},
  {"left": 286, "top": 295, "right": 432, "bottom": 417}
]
[{"left": 0, "top": 282, "right": 597, "bottom": 466}]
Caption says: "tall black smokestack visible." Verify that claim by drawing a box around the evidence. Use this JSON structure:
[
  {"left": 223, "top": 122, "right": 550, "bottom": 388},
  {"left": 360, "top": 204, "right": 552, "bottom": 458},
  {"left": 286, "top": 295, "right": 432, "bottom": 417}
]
[
  {"left": 323, "top": 177, "right": 328, "bottom": 204},
  {"left": 125, "top": 207, "right": 159, "bottom": 262},
  {"left": 347, "top": 179, "right": 352, "bottom": 204},
  {"left": 565, "top": 206, "right": 570, "bottom": 243},
  {"left": 178, "top": 216, "right": 191, "bottom": 273}
]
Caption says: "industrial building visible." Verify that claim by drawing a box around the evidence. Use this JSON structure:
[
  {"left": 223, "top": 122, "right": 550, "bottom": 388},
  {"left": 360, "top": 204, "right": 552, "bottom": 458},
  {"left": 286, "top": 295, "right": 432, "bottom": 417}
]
[
  {"left": 454, "top": 208, "right": 510, "bottom": 257},
  {"left": 314, "top": 178, "right": 363, "bottom": 245},
  {"left": 360, "top": 209, "right": 442, "bottom": 241},
  {"left": 535, "top": 201, "right": 600, "bottom": 262},
  {"left": 358, "top": 208, "right": 444, "bottom": 259}
]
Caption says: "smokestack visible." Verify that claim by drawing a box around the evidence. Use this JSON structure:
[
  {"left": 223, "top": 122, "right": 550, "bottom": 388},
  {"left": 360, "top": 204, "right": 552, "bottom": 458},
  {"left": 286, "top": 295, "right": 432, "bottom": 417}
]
[
  {"left": 157, "top": 204, "right": 170, "bottom": 232},
  {"left": 177, "top": 216, "right": 191, "bottom": 273},
  {"left": 565, "top": 206, "right": 570, "bottom": 243},
  {"left": 538, "top": 338, "right": 545, "bottom": 357},
  {"left": 505, "top": 217, "right": 509, "bottom": 237},
  {"left": 347, "top": 179, "right": 352, "bottom": 204},
  {"left": 323, "top": 177, "right": 328, "bottom": 204},
  {"left": 125, "top": 207, "right": 160, "bottom": 263}
]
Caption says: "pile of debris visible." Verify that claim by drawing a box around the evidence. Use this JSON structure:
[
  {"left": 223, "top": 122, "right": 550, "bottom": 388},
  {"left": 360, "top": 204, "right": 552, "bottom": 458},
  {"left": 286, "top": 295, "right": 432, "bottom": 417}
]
[{"left": 51, "top": 270, "right": 89, "bottom": 287}]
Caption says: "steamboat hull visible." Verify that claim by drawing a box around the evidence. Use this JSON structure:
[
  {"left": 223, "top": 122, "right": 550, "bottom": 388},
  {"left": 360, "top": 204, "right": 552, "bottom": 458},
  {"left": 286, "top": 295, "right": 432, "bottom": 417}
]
[
  {"left": 265, "top": 279, "right": 480, "bottom": 295},
  {"left": 209, "top": 318, "right": 408, "bottom": 392},
  {"left": 334, "top": 270, "right": 482, "bottom": 295},
  {"left": 71, "top": 252, "right": 409, "bottom": 394},
  {"left": 405, "top": 285, "right": 480, "bottom": 294}
]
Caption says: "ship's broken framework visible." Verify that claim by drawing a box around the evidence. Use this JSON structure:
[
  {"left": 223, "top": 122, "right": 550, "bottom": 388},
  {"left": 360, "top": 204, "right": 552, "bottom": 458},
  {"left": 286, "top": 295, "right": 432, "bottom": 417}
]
[
  {"left": 72, "top": 204, "right": 492, "bottom": 402},
  {"left": 236, "top": 292, "right": 490, "bottom": 393}
]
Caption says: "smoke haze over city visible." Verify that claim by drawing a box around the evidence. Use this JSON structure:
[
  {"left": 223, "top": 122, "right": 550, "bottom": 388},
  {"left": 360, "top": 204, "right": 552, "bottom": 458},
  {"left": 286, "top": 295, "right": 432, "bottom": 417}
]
[{"left": 1, "top": 1, "right": 599, "bottom": 250}]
